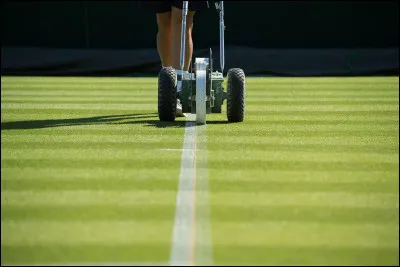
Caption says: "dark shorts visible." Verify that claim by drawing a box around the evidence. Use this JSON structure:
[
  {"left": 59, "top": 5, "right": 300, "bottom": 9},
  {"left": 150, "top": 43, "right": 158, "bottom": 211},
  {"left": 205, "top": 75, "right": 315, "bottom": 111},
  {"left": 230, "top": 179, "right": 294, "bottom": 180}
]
[{"left": 139, "top": 1, "right": 209, "bottom": 13}]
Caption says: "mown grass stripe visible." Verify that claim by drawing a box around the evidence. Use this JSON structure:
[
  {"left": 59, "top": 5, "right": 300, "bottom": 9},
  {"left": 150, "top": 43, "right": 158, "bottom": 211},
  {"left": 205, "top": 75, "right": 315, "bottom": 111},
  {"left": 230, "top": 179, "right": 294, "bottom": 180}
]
[
  {"left": 3, "top": 116, "right": 398, "bottom": 126},
  {"left": 1, "top": 178, "right": 396, "bottom": 194},
  {"left": 209, "top": 150, "right": 398, "bottom": 163},
  {"left": 244, "top": 105, "right": 399, "bottom": 112},
  {"left": 0, "top": 84, "right": 158, "bottom": 90},
  {"left": 209, "top": 192, "right": 398, "bottom": 208},
  {"left": 2, "top": 128, "right": 397, "bottom": 137},
  {"left": 1, "top": 245, "right": 169, "bottom": 265},
  {"left": 2, "top": 96, "right": 157, "bottom": 100},
  {"left": 2, "top": 91, "right": 398, "bottom": 98},
  {"left": 2, "top": 76, "right": 397, "bottom": 81},
  {"left": 1, "top": 103, "right": 156, "bottom": 110},
  {"left": 4, "top": 109, "right": 396, "bottom": 116},
  {"left": 2, "top": 83, "right": 398, "bottom": 90},
  {"left": 209, "top": 180, "right": 396, "bottom": 193},
  {"left": 0, "top": 168, "right": 178, "bottom": 180},
  {"left": 210, "top": 221, "right": 398, "bottom": 247},
  {"left": 207, "top": 124, "right": 399, "bottom": 131},
  {"left": 3, "top": 119, "right": 398, "bottom": 129},
  {"left": 246, "top": 92, "right": 399, "bottom": 96},
  {"left": 3, "top": 100, "right": 158, "bottom": 104},
  {"left": 206, "top": 129, "right": 397, "bottom": 138},
  {"left": 2, "top": 169, "right": 396, "bottom": 183},
  {"left": 206, "top": 170, "right": 398, "bottom": 183},
  {"left": 1, "top": 221, "right": 174, "bottom": 246},
  {"left": 2, "top": 191, "right": 397, "bottom": 208},
  {"left": 212, "top": 246, "right": 398, "bottom": 266},
  {"left": 207, "top": 159, "right": 397, "bottom": 171},
  {"left": 1, "top": 245, "right": 397, "bottom": 265},
  {"left": 1, "top": 205, "right": 176, "bottom": 221},
  {"left": 2, "top": 205, "right": 397, "bottom": 224},
  {"left": 6, "top": 140, "right": 396, "bottom": 152},
  {"left": 4, "top": 125, "right": 394, "bottom": 136},
  {"left": 208, "top": 135, "right": 398, "bottom": 145},
  {"left": 1, "top": 134, "right": 185, "bottom": 142},
  {"left": 1, "top": 126, "right": 186, "bottom": 135},
  {"left": 243, "top": 110, "right": 399, "bottom": 116},
  {"left": 1, "top": 149, "right": 184, "bottom": 160},
  {"left": 207, "top": 143, "right": 398, "bottom": 154},
  {"left": 1, "top": 76, "right": 158, "bottom": 83},
  {"left": 1, "top": 190, "right": 177, "bottom": 206},
  {"left": 4, "top": 152, "right": 396, "bottom": 173},
  {"left": 1, "top": 141, "right": 185, "bottom": 150},
  {"left": 1, "top": 109, "right": 158, "bottom": 116},
  {"left": 234, "top": 118, "right": 399, "bottom": 124},
  {"left": 245, "top": 100, "right": 398, "bottom": 105},
  {"left": 5, "top": 261, "right": 166, "bottom": 266},
  {"left": 209, "top": 205, "right": 398, "bottom": 224},
  {"left": 3, "top": 100, "right": 398, "bottom": 106},
  {"left": 1, "top": 178, "right": 179, "bottom": 191},
  {"left": 1, "top": 91, "right": 156, "bottom": 97},
  {"left": 1, "top": 158, "right": 183, "bottom": 170},
  {"left": 1, "top": 95, "right": 398, "bottom": 101}
]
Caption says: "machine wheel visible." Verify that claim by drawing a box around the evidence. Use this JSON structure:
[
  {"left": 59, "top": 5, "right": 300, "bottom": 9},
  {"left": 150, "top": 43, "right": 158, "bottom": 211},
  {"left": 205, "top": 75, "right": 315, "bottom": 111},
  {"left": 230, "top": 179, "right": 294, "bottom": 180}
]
[
  {"left": 195, "top": 58, "right": 208, "bottom": 125},
  {"left": 158, "top": 67, "right": 177, "bottom": 121},
  {"left": 226, "top": 68, "right": 245, "bottom": 122}
]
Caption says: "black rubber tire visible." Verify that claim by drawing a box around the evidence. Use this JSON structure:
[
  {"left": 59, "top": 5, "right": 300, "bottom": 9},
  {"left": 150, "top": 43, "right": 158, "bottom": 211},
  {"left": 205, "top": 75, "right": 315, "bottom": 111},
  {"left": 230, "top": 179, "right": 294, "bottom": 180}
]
[
  {"left": 226, "top": 68, "right": 245, "bottom": 122},
  {"left": 158, "top": 67, "right": 177, "bottom": 121}
]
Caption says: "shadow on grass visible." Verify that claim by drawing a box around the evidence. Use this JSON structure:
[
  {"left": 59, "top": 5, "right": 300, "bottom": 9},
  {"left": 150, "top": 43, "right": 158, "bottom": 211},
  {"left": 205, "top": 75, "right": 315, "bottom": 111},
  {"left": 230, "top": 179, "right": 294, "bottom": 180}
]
[
  {"left": 1, "top": 113, "right": 158, "bottom": 130},
  {"left": 1, "top": 113, "right": 234, "bottom": 130},
  {"left": 121, "top": 119, "right": 188, "bottom": 128},
  {"left": 206, "top": 120, "right": 235, "bottom": 125}
]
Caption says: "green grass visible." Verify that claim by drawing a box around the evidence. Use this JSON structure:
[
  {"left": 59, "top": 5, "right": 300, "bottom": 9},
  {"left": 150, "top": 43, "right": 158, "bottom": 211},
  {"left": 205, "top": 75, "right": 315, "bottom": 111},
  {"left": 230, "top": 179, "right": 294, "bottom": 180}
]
[
  {"left": 1, "top": 77, "right": 186, "bottom": 264},
  {"left": 1, "top": 76, "right": 399, "bottom": 266}
]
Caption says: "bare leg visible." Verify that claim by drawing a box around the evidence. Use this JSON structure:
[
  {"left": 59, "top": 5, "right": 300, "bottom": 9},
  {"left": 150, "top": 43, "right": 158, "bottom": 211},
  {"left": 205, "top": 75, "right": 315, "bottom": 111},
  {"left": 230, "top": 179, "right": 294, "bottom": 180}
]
[
  {"left": 171, "top": 6, "right": 195, "bottom": 71},
  {"left": 156, "top": 12, "right": 172, "bottom": 67},
  {"left": 170, "top": 7, "right": 195, "bottom": 117}
]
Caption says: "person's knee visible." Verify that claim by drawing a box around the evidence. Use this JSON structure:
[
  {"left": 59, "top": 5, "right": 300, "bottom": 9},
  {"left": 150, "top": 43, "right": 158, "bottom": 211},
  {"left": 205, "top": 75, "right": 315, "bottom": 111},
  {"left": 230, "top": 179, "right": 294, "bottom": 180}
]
[
  {"left": 156, "top": 12, "right": 172, "bottom": 32},
  {"left": 171, "top": 7, "right": 195, "bottom": 32}
]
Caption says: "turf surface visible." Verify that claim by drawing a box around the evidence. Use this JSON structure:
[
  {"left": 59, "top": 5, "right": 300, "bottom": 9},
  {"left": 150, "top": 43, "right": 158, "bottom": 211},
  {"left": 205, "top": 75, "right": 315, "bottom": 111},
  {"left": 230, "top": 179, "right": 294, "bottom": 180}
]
[{"left": 1, "top": 76, "right": 399, "bottom": 266}]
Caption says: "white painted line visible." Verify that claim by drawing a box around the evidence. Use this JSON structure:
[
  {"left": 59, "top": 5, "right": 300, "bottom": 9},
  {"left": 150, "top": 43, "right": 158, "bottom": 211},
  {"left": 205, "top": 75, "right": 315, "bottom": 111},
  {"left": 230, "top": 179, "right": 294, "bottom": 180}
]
[
  {"left": 169, "top": 114, "right": 197, "bottom": 266},
  {"left": 169, "top": 114, "right": 213, "bottom": 266}
]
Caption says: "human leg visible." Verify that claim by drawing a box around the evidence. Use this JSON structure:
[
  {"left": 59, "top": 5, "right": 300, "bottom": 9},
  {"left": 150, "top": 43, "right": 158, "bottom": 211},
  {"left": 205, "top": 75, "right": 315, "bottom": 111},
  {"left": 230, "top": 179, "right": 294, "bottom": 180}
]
[
  {"left": 170, "top": 6, "right": 195, "bottom": 72},
  {"left": 139, "top": 1, "right": 174, "bottom": 67},
  {"left": 156, "top": 12, "right": 173, "bottom": 67}
]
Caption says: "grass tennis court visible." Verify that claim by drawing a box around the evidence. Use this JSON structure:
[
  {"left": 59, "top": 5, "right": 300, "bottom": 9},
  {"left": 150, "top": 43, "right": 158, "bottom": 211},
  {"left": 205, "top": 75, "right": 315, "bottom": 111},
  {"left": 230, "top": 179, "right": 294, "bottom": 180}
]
[{"left": 1, "top": 76, "right": 399, "bottom": 266}]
